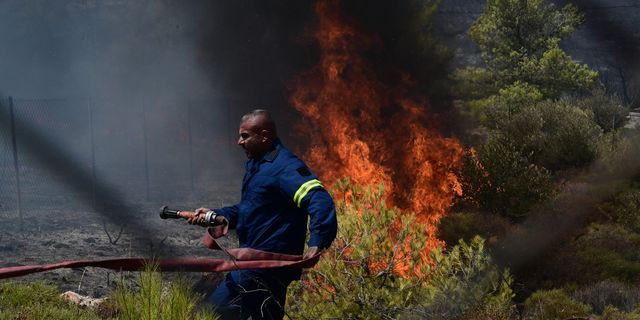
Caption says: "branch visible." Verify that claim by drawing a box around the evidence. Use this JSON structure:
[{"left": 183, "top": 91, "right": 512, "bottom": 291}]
[
  {"left": 378, "top": 234, "right": 403, "bottom": 288},
  {"left": 102, "top": 220, "right": 123, "bottom": 245},
  {"left": 336, "top": 238, "right": 353, "bottom": 261},
  {"left": 77, "top": 268, "right": 86, "bottom": 291}
]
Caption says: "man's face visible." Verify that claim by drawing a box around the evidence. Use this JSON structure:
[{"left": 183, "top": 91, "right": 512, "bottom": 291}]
[{"left": 237, "top": 120, "right": 268, "bottom": 159}]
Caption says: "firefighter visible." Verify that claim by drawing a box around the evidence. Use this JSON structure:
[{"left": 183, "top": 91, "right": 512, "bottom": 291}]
[{"left": 189, "top": 109, "right": 337, "bottom": 319}]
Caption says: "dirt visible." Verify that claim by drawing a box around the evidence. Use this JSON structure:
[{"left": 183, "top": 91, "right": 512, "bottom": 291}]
[{"left": 0, "top": 206, "right": 237, "bottom": 299}]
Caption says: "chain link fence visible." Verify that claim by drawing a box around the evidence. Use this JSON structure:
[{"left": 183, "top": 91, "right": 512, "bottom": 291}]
[{"left": 0, "top": 96, "right": 244, "bottom": 233}]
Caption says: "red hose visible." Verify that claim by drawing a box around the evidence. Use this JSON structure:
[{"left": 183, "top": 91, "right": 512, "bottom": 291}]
[{"left": 0, "top": 227, "right": 321, "bottom": 280}]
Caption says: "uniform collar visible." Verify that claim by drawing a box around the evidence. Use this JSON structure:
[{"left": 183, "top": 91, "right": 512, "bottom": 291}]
[
  {"left": 244, "top": 139, "right": 281, "bottom": 189},
  {"left": 249, "top": 139, "right": 281, "bottom": 166},
  {"left": 261, "top": 139, "right": 281, "bottom": 163}
]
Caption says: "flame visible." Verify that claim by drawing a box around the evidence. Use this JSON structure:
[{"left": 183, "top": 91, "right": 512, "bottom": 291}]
[{"left": 290, "top": 0, "right": 464, "bottom": 275}]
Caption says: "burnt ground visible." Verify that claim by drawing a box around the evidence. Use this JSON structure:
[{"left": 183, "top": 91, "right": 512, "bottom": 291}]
[{"left": 0, "top": 205, "right": 239, "bottom": 300}]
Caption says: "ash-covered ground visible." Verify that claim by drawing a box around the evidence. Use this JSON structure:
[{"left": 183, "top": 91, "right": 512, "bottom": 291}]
[{"left": 0, "top": 197, "right": 240, "bottom": 299}]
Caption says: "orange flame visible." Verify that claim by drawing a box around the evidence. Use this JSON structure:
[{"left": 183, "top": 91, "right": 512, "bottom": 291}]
[{"left": 290, "top": 0, "right": 464, "bottom": 274}]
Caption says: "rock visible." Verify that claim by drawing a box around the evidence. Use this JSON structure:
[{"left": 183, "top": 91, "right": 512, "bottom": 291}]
[
  {"left": 52, "top": 243, "right": 70, "bottom": 249},
  {"left": 626, "top": 111, "right": 640, "bottom": 129},
  {"left": 60, "top": 291, "right": 106, "bottom": 309}
]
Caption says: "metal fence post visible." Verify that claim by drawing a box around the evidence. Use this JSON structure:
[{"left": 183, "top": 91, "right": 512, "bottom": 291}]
[
  {"left": 227, "top": 101, "right": 232, "bottom": 151},
  {"left": 87, "top": 97, "right": 97, "bottom": 209},
  {"left": 187, "top": 99, "right": 194, "bottom": 191},
  {"left": 142, "top": 99, "right": 150, "bottom": 201},
  {"left": 8, "top": 96, "right": 23, "bottom": 232}
]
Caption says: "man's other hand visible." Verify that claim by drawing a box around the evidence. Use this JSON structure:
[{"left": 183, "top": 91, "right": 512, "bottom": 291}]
[
  {"left": 303, "top": 246, "right": 320, "bottom": 259},
  {"left": 214, "top": 215, "right": 227, "bottom": 225}
]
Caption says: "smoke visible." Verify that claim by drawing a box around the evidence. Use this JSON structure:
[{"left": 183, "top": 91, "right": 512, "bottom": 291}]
[
  {"left": 554, "top": 0, "right": 640, "bottom": 107},
  {"left": 0, "top": 1, "right": 316, "bottom": 260},
  {"left": 493, "top": 132, "right": 640, "bottom": 292},
  {"left": 0, "top": 1, "right": 318, "bottom": 123},
  {"left": 0, "top": 2, "right": 191, "bottom": 99}
]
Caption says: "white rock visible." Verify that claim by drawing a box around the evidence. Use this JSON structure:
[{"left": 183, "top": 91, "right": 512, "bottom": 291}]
[{"left": 60, "top": 291, "right": 106, "bottom": 309}]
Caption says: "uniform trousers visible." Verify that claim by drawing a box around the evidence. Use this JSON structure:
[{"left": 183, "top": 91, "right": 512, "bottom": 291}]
[{"left": 208, "top": 269, "right": 293, "bottom": 320}]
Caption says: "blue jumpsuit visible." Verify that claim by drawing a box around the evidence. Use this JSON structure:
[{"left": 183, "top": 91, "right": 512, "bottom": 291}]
[{"left": 208, "top": 139, "right": 337, "bottom": 319}]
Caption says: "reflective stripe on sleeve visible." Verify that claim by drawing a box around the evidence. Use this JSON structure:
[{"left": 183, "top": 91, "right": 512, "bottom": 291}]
[{"left": 293, "top": 179, "right": 323, "bottom": 208}]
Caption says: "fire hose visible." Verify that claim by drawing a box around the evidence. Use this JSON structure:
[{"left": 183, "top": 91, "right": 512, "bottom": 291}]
[{"left": 0, "top": 207, "right": 321, "bottom": 280}]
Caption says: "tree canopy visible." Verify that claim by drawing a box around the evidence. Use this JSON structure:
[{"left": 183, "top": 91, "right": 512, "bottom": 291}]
[
  {"left": 457, "top": 0, "right": 597, "bottom": 108},
  {"left": 455, "top": 0, "right": 602, "bottom": 217}
]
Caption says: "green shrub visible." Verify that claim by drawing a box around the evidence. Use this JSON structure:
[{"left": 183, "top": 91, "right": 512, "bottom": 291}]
[
  {"left": 523, "top": 289, "right": 592, "bottom": 320},
  {"left": 593, "top": 130, "right": 640, "bottom": 180},
  {"left": 612, "top": 188, "right": 640, "bottom": 232},
  {"left": 459, "top": 140, "right": 552, "bottom": 220},
  {"left": 112, "top": 265, "right": 218, "bottom": 320},
  {"left": 518, "top": 100, "right": 601, "bottom": 171},
  {"left": 286, "top": 181, "right": 515, "bottom": 319},
  {"left": 573, "top": 280, "right": 640, "bottom": 314},
  {"left": 415, "top": 237, "right": 516, "bottom": 320},
  {"left": 0, "top": 269, "right": 218, "bottom": 320},
  {"left": 459, "top": 96, "right": 604, "bottom": 219},
  {"left": 574, "top": 223, "right": 640, "bottom": 283},
  {"left": 480, "top": 81, "right": 544, "bottom": 126},
  {"left": 437, "top": 210, "right": 512, "bottom": 248},
  {"left": 576, "top": 87, "right": 630, "bottom": 132},
  {"left": 599, "top": 305, "right": 640, "bottom": 320},
  {"left": 0, "top": 281, "right": 100, "bottom": 320},
  {"left": 485, "top": 99, "right": 602, "bottom": 173}
]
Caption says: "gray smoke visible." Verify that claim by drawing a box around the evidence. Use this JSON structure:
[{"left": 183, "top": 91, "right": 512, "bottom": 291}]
[{"left": 0, "top": 1, "right": 314, "bottom": 263}]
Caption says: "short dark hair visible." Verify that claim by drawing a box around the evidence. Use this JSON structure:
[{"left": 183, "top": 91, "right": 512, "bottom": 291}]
[{"left": 241, "top": 109, "right": 277, "bottom": 138}]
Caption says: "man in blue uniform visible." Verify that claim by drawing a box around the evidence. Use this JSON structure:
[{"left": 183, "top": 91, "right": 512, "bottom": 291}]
[{"left": 189, "top": 109, "right": 337, "bottom": 319}]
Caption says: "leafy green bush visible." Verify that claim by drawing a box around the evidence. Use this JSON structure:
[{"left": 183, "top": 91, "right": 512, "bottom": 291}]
[
  {"left": 523, "top": 289, "right": 592, "bottom": 320},
  {"left": 459, "top": 97, "right": 603, "bottom": 218},
  {"left": 417, "top": 237, "right": 516, "bottom": 320},
  {"left": 481, "top": 81, "right": 544, "bottom": 127},
  {"left": 459, "top": 140, "right": 552, "bottom": 220},
  {"left": 576, "top": 87, "right": 630, "bottom": 132},
  {"left": 537, "top": 174, "right": 640, "bottom": 287},
  {"left": 593, "top": 130, "right": 640, "bottom": 180},
  {"left": 286, "top": 181, "right": 515, "bottom": 319},
  {"left": 574, "top": 223, "right": 640, "bottom": 283},
  {"left": 573, "top": 280, "right": 640, "bottom": 314},
  {"left": 599, "top": 187, "right": 640, "bottom": 233},
  {"left": 437, "top": 210, "right": 513, "bottom": 246},
  {"left": 0, "top": 281, "right": 100, "bottom": 320},
  {"left": 485, "top": 99, "right": 602, "bottom": 172},
  {"left": 600, "top": 305, "right": 640, "bottom": 320},
  {"left": 522, "top": 99, "right": 601, "bottom": 171}
]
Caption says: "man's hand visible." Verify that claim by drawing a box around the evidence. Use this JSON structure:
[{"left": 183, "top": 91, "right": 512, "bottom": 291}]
[
  {"left": 187, "top": 207, "right": 209, "bottom": 226},
  {"left": 303, "top": 246, "right": 320, "bottom": 260},
  {"left": 187, "top": 208, "right": 227, "bottom": 226}
]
